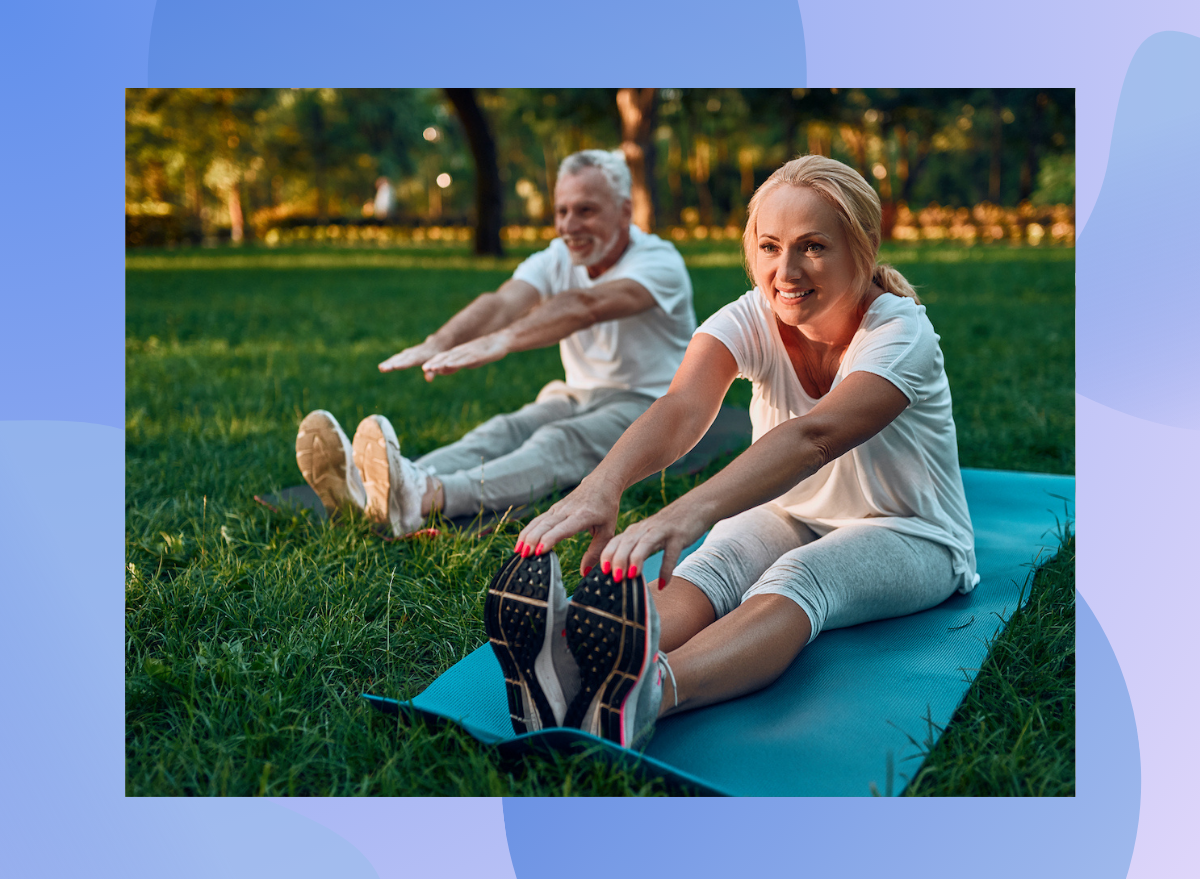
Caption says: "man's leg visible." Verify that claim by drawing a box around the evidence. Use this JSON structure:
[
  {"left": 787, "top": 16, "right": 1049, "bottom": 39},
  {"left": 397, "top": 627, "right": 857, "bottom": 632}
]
[
  {"left": 435, "top": 389, "right": 653, "bottom": 519},
  {"left": 415, "top": 394, "right": 576, "bottom": 478}
]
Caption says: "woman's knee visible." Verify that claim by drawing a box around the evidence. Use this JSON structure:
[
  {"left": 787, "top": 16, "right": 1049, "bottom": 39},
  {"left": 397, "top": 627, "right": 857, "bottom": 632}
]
[{"left": 744, "top": 556, "right": 829, "bottom": 642}]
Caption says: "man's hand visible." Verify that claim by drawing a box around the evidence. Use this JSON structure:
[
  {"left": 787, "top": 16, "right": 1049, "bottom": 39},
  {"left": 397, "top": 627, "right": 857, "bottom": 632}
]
[
  {"left": 418, "top": 333, "right": 510, "bottom": 381},
  {"left": 379, "top": 339, "right": 445, "bottom": 373}
]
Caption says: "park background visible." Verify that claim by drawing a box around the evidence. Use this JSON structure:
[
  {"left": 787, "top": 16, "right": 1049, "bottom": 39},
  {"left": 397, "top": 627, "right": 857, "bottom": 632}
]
[
  {"left": 124, "top": 88, "right": 1075, "bottom": 253},
  {"left": 124, "top": 85, "right": 1076, "bottom": 798},
  {"left": 9, "top": 1, "right": 1199, "bottom": 876}
]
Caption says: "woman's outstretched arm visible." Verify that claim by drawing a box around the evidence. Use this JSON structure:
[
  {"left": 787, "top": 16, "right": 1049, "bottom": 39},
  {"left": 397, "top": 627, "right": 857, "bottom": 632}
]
[
  {"left": 599, "top": 369, "right": 911, "bottom": 587},
  {"left": 516, "top": 334, "right": 739, "bottom": 573}
]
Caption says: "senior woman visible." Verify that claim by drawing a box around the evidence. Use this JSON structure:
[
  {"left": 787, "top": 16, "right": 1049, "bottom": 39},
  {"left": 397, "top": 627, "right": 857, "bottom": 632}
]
[{"left": 485, "top": 155, "right": 977, "bottom": 749}]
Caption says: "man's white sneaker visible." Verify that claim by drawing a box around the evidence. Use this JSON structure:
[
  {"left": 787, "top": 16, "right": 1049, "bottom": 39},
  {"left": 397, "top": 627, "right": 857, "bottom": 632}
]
[
  {"left": 295, "top": 410, "right": 368, "bottom": 516},
  {"left": 564, "top": 567, "right": 666, "bottom": 749},
  {"left": 351, "top": 414, "right": 426, "bottom": 537},
  {"left": 485, "top": 551, "right": 580, "bottom": 734}
]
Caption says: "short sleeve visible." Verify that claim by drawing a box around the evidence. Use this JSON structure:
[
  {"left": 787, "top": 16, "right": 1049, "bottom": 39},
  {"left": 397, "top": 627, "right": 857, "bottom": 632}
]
[
  {"left": 694, "top": 290, "right": 772, "bottom": 381},
  {"left": 606, "top": 237, "right": 692, "bottom": 319},
  {"left": 510, "top": 244, "right": 563, "bottom": 301},
  {"left": 842, "top": 298, "right": 941, "bottom": 404}
]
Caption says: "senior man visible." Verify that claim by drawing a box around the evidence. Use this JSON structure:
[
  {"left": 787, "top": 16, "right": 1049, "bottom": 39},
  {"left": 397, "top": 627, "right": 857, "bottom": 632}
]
[{"left": 296, "top": 149, "right": 696, "bottom": 537}]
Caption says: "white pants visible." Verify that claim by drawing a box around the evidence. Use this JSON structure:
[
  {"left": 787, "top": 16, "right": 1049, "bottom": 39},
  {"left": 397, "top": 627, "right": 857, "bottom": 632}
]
[
  {"left": 416, "top": 381, "right": 654, "bottom": 520},
  {"left": 673, "top": 503, "right": 959, "bottom": 644}
]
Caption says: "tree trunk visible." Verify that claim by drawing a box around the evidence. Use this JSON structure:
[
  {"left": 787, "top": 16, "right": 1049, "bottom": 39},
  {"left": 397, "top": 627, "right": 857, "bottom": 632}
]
[
  {"left": 807, "top": 122, "right": 831, "bottom": 158},
  {"left": 988, "top": 95, "right": 1005, "bottom": 203},
  {"left": 781, "top": 95, "right": 798, "bottom": 161},
  {"left": 542, "top": 139, "right": 558, "bottom": 213},
  {"left": 304, "top": 99, "right": 329, "bottom": 222},
  {"left": 899, "top": 129, "right": 931, "bottom": 205},
  {"left": 617, "top": 88, "right": 658, "bottom": 232},
  {"left": 876, "top": 126, "right": 895, "bottom": 240},
  {"left": 227, "top": 184, "right": 244, "bottom": 243},
  {"left": 688, "top": 136, "right": 714, "bottom": 226},
  {"left": 838, "top": 124, "right": 869, "bottom": 179},
  {"left": 445, "top": 88, "right": 504, "bottom": 257},
  {"left": 666, "top": 131, "right": 683, "bottom": 223},
  {"left": 1019, "top": 93, "right": 1045, "bottom": 202}
]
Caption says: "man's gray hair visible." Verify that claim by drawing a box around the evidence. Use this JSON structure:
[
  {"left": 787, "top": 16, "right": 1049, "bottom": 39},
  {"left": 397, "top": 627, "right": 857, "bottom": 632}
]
[{"left": 558, "top": 149, "right": 632, "bottom": 203}]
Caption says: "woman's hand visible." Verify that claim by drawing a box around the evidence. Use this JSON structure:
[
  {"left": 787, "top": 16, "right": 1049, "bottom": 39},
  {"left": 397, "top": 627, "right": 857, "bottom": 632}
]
[
  {"left": 598, "top": 500, "right": 709, "bottom": 589},
  {"left": 516, "top": 476, "right": 623, "bottom": 575}
]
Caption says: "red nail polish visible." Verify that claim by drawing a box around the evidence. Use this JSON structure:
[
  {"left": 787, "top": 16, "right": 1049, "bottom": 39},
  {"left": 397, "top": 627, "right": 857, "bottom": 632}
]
[
  {"left": 613, "top": 568, "right": 623, "bottom": 582},
  {"left": 628, "top": 565, "right": 639, "bottom": 579},
  {"left": 522, "top": 545, "right": 532, "bottom": 558},
  {"left": 535, "top": 543, "right": 545, "bottom": 555},
  {"left": 601, "top": 560, "right": 611, "bottom": 575},
  {"left": 514, "top": 541, "right": 524, "bottom": 554},
  {"left": 657, "top": 578, "right": 666, "bottom": 591},
  {"left": 583, "top": 566, "right": 592, "bottom": 576}
]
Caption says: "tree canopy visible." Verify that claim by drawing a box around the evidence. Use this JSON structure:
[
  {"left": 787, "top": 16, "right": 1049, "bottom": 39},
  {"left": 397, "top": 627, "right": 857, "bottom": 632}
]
[{"left": 126, "top": 88, "right": 1074, "bottom": 248}]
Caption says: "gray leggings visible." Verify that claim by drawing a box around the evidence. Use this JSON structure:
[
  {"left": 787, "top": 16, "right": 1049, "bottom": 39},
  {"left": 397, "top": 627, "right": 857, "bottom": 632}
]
[
  {"left": 416, "top": 381, "right": 654, "bottom": 520},
  {"left": 672, "top": 503, "right": 958, "bottom": 644}
]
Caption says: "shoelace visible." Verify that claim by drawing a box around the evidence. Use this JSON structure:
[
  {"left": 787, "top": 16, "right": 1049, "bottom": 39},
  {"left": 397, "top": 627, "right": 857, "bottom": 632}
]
[{"left": 658, "top": 652, "right": 679, "bottom": 708}]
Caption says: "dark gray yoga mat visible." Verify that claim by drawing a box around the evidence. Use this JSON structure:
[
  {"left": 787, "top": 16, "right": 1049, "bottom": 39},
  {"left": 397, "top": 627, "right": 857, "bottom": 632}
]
[{"left": 366, "top": 467, "right": 1074, "bottom": 796}]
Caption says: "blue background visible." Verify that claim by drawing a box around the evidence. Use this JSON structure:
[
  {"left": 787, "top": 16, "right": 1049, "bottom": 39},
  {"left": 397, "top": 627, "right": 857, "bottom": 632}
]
[{"left": 3, "top": 2, "right": 1197, "bottom": 876}]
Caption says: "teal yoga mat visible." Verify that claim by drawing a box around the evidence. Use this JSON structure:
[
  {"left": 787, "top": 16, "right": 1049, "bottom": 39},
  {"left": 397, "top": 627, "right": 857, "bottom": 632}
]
[{"left": 365, "top": 468, "right": 1074, "bottom": 796}]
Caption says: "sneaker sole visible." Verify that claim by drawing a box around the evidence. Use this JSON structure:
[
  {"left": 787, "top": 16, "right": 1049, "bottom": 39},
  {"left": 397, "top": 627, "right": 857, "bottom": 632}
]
[
  {"left": 564, "top": 568, "right": 649, "bottom": 746},
  {"left": 352, "top": 416, "right": 403, "bottom": 535},
  {"left": 485, "top": 553, "right": 561, "bottom": 735},
  {"left": 296, "top": 410, "right": 354, "bottom": 514}
]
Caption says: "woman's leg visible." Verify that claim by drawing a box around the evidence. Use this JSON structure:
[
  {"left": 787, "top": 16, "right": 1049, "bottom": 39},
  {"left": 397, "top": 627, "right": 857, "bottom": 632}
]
[
  {"left": 654, "top": 578, "right": 717, "bottom": 653},
  {"left": 661, "top": 504, "right": 818, "bottom": 652},
  {"left": 658, "top": 526, "right": 957, "bottom": 717},
  {"left": 659, "top": 593, "right": 812, "bottom": 717}
]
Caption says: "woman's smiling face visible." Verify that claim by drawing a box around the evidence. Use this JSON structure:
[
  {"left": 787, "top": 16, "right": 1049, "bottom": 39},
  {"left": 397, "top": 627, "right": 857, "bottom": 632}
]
[{"left": 752, "top": 184, "right": 861, "bottom": 333}]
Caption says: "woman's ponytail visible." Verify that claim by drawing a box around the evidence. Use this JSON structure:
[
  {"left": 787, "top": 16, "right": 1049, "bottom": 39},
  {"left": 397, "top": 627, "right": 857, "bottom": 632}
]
[{"left": 872, "top": 263, "right": 920, "bottom": 304}]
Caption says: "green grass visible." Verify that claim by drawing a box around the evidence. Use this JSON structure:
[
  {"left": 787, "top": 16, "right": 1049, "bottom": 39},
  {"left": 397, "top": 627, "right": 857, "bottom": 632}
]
[
  {"left": 903, "top": 529, "right": 1076, "bottom": 796},
  {"left": 125, "top": 240, "right": 1074, "bottom": 796}
]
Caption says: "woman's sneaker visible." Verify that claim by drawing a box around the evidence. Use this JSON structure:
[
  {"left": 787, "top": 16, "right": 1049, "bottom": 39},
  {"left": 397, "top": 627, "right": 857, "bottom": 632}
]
[
  {"left": 564, "top": 567, "right": 664, "bottom": 749},
  {"left": 295, "top": 410, "right": 368, "bottom": 516},
  {"left": 485, "top": 552, "right": 579, "bottom": 734},
  {"left": 351, "top": 414, "right": 426, "bottom": 537}
]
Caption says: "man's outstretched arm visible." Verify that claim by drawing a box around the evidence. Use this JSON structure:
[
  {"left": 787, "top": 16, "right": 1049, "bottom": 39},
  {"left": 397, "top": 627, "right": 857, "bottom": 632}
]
[
  {"left": 378, "top": 279, "right": 542, "bottom": 374},
  {"left": 418, "top": 279, "right": 657, "bottom": 379}
]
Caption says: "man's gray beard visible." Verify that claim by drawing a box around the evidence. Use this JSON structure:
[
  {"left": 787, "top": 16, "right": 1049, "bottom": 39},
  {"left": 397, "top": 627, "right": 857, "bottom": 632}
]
[{"left": 569, "top": 227, "right": 623, "bottom": 269}]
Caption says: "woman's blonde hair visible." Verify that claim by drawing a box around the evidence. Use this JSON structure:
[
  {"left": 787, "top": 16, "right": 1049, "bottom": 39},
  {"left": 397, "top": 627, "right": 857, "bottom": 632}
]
[{"left": 742, "top": 155, "right": 919, "bottom": 304}]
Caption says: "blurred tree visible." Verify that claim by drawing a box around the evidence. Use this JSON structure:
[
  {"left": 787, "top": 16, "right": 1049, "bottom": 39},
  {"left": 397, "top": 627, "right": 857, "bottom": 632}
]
[
  {"left": 126, "top": 88, "right": 267, "bottom": 243},
  {"left": 126, "top": 88, "right": 1076, "bottom": 247},
  {"left": 617, "top": 88, "right": 658, "bottom": 231},
  {"left": 1031, "top": 152, "right": 1076, "bottom": 206},
  {"left": 445, "top": 88, "right": 503, "bottom": 256}
]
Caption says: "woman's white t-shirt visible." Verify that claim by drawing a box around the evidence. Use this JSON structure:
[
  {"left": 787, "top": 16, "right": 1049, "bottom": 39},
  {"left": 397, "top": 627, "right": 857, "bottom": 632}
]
[{"left": 698, "top": 289, "right": 979, "bottom": 593}]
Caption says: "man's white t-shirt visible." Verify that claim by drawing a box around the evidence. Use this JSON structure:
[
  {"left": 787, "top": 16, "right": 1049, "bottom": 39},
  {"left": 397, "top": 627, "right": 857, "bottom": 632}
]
[
  {"left": 698, "top": 289, "right": 979, "bottom": 594},
  {"left": 511, "top": 226, "right": 696, "bottom": 398}
]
